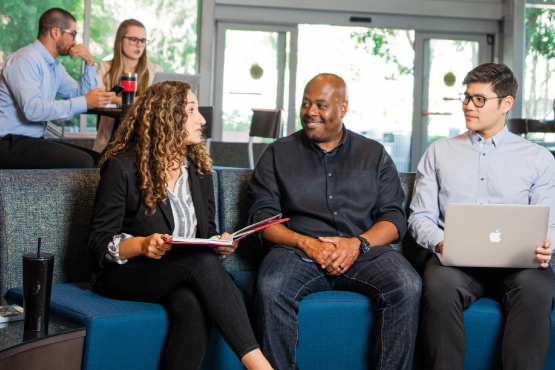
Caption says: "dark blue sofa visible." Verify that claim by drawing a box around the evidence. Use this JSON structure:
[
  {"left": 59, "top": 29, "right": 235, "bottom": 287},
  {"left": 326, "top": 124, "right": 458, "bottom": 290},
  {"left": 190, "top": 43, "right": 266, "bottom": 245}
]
[{"left": 1, "top": 168, "right": 554, "bottom": 370}]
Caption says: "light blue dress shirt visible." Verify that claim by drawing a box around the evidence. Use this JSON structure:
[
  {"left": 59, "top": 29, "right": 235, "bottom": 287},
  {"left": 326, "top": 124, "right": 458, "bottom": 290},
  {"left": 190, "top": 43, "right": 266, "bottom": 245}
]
[
  {"left": 0, "top": 40, "right": 97, "bottom": 138},
  {"left": 408, "top": 126, "right": 555, "bottom": 252}
]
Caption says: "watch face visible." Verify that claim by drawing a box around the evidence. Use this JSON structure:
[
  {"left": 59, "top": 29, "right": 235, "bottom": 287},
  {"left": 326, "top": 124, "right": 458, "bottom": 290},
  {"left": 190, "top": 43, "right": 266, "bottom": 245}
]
[{"left": 357, "top": 236, "right": 370, "bottom": 253}]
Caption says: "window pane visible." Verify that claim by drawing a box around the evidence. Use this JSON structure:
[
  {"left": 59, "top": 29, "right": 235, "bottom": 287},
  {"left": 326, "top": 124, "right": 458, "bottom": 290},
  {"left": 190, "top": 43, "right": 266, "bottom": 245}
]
[
  {"left": 86, "top": 0, "right": 199, "bottom": 133},
  {"left": 0, "top": 4, "right": 86, "bottom": 79},
  {"left": 221, "top": 30, "right": 285, "bottom": 142},
  {"left": 0, "top": 3, "right": 87, "bottom": 133},
  {"left": 0, "top": 1, "right": 199, "bottom": 134},
  {"left": 297, "top": 25, "right": 415, "bottom": 172},
  {"left": 426, "top": 39, "right": 479, "bottom": 144},
  {"left": 523, "top": 6, "right": 555, "bottom": 121},
  {"left": 90, "top": 0, "right": 198, "bottom": 74}
]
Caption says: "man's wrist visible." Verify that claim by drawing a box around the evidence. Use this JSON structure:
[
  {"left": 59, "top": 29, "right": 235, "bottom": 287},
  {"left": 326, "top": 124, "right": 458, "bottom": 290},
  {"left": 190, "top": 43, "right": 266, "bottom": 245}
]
[
  {"left": 297, "top": 236, "right": 314, "bottom": 253},
  {"left": 349, "top": 237, "right": 362, "bottom": 257},
  {"left": 86, "top": 60, "right": 97, "bottom": 67},
  {"left": 355, "top": 235, "right": 371, "bottom": 254},
  {"left": 434, "top": 241, "right": 443, "bottom": 254}
]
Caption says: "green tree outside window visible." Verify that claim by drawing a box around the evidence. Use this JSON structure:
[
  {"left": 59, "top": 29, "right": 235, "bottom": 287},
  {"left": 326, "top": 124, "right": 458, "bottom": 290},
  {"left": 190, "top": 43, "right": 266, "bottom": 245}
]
[
  {"left": 524, "top": 5, "right": 555, "bottom": 120},
  {"left": 1, "top": 0, "right": 199, "bottom": 133}
]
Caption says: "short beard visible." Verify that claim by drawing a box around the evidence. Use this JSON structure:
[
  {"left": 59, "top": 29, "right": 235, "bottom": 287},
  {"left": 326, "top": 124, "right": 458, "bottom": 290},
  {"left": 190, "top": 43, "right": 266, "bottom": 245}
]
[
  {"left": 306, "top": 133, "right": 320, "bottom": 143},
  {"left": 56, "top": 40, "right": 71, "bottom": 56},
  {"left": 303, "top": 120, "right": 325, "bottom": 143}
]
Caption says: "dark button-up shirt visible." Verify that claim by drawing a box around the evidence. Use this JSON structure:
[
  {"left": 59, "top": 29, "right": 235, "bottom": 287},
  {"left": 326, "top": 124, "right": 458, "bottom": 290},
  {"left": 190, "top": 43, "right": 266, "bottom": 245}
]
[{"left": 248, "top": 127, "right": 406, "bottom": 261}]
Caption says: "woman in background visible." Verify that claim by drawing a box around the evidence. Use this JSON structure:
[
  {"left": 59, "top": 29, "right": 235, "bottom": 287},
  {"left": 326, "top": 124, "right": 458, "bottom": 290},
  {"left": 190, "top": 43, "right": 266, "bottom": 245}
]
[
  {"left": 93, "top": 19, "right": 162, "bottom": 153},
  {"left": 88, "top": 81, "right": 272, "bottom": 370}
]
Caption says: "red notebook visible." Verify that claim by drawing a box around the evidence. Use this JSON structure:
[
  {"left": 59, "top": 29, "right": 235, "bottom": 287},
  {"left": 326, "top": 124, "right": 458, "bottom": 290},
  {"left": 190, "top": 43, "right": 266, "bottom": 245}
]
[{"left": 168, "top": 214, "right": 289, "bottom": 246}]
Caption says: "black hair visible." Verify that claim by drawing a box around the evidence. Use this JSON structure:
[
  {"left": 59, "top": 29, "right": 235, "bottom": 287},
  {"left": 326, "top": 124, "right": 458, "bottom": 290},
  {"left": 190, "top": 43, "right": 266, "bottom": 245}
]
[
  {"left": 38, "top": 8, "right": 76, "bottom": 38},
  {"left": 463, "top": 63, "right": 519, "bottom": 101}
]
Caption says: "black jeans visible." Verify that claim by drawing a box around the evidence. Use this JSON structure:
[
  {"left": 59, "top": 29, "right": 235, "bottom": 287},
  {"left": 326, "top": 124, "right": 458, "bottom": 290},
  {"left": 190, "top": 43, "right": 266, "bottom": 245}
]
[
  {"left": 421, "top": 255, "right": 555, "bottom": 370},
  {"left": 0, "top": 134, "right": 99, "bottom": 169},
  {"left": 95, "top": 246, "right": 259, "bottom": 370}
]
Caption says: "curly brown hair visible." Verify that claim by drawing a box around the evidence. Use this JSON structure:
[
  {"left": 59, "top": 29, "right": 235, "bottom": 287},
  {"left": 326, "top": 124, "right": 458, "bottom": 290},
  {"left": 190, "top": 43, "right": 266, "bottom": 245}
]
[{"left": 102, "top": 80, "right": 213, "bottom": 213}]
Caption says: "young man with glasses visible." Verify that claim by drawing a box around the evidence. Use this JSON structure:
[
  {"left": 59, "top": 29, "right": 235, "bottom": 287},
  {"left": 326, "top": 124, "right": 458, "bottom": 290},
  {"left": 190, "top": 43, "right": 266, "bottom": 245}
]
[
  {"left": 0, "top": 8, "right": 114, "bottom": 168},
  {"left": 409, "top": 63, "right": 555, "bottom": 369}
]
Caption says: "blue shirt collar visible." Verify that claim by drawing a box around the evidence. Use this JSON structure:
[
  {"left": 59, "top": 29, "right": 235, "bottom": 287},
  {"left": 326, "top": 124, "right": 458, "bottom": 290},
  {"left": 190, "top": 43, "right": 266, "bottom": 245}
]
[
  {"left": 470, "top": 125, "right": 509, "bottom": 147},
  {"left": 33, "top": 39, "right": 59, "bottom": 68}
]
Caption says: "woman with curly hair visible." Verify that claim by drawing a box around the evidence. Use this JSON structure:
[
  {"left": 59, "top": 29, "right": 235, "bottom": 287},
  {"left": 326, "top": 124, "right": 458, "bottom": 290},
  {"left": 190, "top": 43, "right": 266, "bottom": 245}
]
[
  {"left": 92, "top": 19, "right": 162, "bottom": 153},
  {"left": 88, "top": 81, "right": 272, "bottom": 370}
]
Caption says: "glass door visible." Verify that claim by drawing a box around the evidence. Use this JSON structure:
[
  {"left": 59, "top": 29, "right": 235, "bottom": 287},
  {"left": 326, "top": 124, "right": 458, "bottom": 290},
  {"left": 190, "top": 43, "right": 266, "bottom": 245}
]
[
  {"left": 411, "top": 33, "right": 490, "bottom": 170},
  {"left": 296, "top": 24, "right": 415, "bottom": 172},
  {"left": 213, "top": 23, "right": 297, "bottom": 142}
]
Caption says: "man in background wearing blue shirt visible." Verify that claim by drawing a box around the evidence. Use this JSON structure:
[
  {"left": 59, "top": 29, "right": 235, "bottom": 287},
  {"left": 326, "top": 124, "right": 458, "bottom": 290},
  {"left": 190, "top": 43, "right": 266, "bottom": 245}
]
[
  {"left": 249, "top": 73, "right": 422, "bottom": 370},
  {"left": 409, "top": 63, "right": 555, "bottom": 370},
  {"left": 0, "top": 8, "right": 114, "bottom": 168}
]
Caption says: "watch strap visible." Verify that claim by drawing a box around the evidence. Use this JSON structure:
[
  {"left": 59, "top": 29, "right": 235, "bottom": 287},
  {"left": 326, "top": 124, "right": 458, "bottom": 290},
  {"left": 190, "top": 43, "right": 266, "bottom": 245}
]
[{"left": 355, "top": 235, "right": 370, "bottom": 253}]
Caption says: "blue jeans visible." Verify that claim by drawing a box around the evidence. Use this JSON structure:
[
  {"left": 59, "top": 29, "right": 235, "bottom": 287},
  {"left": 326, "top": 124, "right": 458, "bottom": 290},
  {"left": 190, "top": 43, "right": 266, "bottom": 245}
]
[{"left": 252, "top": 247, "right": 422, "bottom": 370}]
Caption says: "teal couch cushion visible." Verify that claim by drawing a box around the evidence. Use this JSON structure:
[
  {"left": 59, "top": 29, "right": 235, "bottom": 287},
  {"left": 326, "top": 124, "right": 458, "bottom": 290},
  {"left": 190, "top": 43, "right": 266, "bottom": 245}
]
[
  {"left": 7, "top": 283, "right": 169, "bottom": 370},
  {"left": 0, "top": 169, "right": 99, "bottom": 297},
  {"left": 201, "top": 271, "right": 373, "bottom": 370}
]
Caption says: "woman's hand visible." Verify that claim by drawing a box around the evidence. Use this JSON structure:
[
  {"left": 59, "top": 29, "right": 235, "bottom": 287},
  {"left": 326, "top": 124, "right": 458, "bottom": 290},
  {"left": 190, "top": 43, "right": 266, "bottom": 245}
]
[
  {"left": 142, "top": 233, "right": 173, "bottom": 259},
  {"left": 111, "top": 96, "right": 122, "bottom": 105},
  {"left": 213, "top": 232, "right": 238, "bottom": 256}
]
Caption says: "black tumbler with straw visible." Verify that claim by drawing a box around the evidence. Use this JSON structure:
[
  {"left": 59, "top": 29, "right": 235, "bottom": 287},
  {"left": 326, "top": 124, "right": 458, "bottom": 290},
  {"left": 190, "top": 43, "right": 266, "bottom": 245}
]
[{"left": 22, "top": 237, "right": 54, "bottom": 332}]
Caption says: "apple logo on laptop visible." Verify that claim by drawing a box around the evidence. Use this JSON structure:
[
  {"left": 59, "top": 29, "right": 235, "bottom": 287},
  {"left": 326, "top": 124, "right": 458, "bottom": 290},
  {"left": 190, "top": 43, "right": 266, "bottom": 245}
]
[{"left": 489, "top": 229, "right": 502, "bottom": 243}]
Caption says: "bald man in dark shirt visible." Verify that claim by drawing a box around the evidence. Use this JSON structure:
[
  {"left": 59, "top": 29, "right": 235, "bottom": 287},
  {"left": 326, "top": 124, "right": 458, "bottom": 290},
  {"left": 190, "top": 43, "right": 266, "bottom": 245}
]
[{"left": 249, "top": 73, "right": 421, "bottom": 370}]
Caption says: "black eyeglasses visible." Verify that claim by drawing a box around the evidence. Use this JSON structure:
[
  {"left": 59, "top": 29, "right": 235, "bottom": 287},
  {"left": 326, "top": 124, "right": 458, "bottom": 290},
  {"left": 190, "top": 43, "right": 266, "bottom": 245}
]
[
  {"left": 123, "top": 36, "right": 149, "bottom": 46},
  {"left": 57, "top": 28, "right": 77, "bottom": 41},
  {"left": 460, "top": 93, "right": 507, "bottom": 108}
]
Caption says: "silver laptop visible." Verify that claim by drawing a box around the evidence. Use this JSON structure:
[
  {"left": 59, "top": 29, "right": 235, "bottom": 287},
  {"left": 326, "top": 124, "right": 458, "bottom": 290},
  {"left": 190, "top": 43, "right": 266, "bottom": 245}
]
[
  {"left": 439, "top": 203, "right": 549, "bottom": 268},
  {"left": 152, "top": 72, "right": 200, "bottom": 93}
]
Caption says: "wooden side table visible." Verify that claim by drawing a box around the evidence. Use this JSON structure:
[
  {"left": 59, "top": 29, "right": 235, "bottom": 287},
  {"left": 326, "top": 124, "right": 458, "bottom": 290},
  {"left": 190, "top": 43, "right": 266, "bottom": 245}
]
[{"left": 0, "top": 314, "right": 86, "bottom": 370}]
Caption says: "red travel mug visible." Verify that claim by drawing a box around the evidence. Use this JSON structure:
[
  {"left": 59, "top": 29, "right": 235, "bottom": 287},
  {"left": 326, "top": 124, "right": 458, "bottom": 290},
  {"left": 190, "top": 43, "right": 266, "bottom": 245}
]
[{"left": 120, "top": 73, "right": 137, "bottom": 105}]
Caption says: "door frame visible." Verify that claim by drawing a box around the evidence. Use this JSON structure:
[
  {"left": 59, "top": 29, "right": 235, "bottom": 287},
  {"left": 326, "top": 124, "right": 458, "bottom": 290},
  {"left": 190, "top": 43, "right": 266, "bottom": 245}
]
[
  {"left": 410, "top": 32, "right": 492, "bottom": 171},
  {"left": 213, "top": 22, "right": 298, "bottom": 141}
]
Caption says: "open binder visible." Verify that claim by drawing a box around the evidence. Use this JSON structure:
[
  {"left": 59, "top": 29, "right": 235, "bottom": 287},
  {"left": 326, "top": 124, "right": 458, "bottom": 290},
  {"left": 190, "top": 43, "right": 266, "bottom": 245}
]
[{"left": 169, "top": 214, "right": 289, "bottom": 246}]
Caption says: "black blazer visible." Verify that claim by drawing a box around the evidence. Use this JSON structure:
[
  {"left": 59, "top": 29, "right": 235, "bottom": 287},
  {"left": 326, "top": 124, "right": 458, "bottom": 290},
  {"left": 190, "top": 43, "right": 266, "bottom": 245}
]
[{"left": 87, "top": 150, "right": 217, "bottom": 285}]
